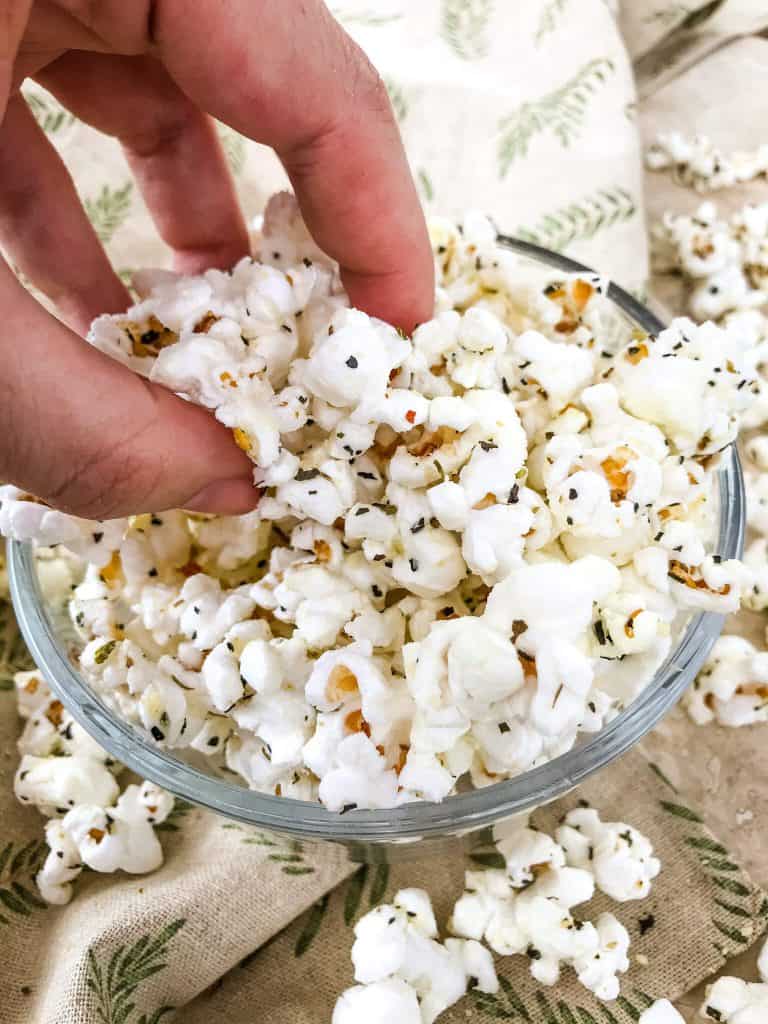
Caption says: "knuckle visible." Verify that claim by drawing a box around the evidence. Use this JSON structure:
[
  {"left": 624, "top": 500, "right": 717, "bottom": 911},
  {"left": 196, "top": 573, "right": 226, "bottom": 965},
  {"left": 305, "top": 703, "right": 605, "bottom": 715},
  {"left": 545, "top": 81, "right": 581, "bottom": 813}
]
[
  {"left": 121, "top": 95, "right": 197, "bottom": 161},
  {"left": 344, "top": 43, "right": 391, "bottom": 120}
]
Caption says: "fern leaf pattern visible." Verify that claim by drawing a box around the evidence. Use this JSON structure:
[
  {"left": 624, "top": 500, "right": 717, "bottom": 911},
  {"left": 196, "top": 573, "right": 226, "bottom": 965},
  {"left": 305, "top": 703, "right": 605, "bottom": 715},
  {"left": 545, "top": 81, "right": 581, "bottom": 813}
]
[
  {"left": 85, "top": 919, "right": 186, "bottom": 1024},
  {"left": 473, "top": 979, "right": 659, "bottom": 1023},
  {"left": 417, "top": 168, "right": 434, "bottom": 202},
  {"left": 497, "top": 58, "right": 615, "bottom": 177},
  {"left": 330, "top": 8, "right": 403, "bottom": 27},
  {"left": 384, "top": 77, "right": 409, "bottom": 123},
  {"left": 216, "top": 123, "right": 247, "bottom": 176},
  {"left": 155, "top": 799, "right": 194, "bottom": 834},
  {"left": 657, "top": 790, "right": 767, "bottom": 952},
  {"left": 24, "top": 91, "right": 74, "bottom": 135},
  {"left": 441, "top": 0, "right": 494, "bottom": 61},
  {"left": 220, "top": 823, "right": 315, "bottom": 876},
  {"left": 0, "top": 839, "right": 49, "bottom": 926},
  {"left": 535, "top": 0, "right": 570, "bottom": 45},
  {"left": 515, "top": 186, "right": 636, "bottom": 251},
  {"left": 0, "top": 599, "right": 34, "bottom": 692},
  {"left": 293, "top": 863, "right": 390, "bottom": 958},
  {"left": 84, "top": 183, "right": 134, "bottom": 245}
]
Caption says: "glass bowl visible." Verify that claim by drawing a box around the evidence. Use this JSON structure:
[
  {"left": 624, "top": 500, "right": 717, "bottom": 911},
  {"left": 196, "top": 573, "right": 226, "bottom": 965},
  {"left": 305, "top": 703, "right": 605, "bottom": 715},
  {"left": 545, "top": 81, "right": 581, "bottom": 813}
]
[{"left": 7, "top": 238, "right": 746, "bottom": 861}]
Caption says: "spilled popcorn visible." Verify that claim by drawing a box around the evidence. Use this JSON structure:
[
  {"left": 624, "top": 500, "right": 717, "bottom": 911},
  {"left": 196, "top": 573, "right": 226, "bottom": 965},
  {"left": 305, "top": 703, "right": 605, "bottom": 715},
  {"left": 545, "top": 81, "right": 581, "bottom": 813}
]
[
  {"left": 639, "top": 1000, "right": 685, "bottom": 1023},
  {"left": 0, "top": 192, "right": 759, "bottom": 811},
  {"left": 647, "top": 133, "right": 768, "bottom": 193},
  {"left": 697, "top": 934, "right": 768, "bottom": 1021},
  {"left": 685, "top": 635, "right": 768, "bottom": 727},
  {"left": 650, "top": 180, "right": 768, "bottom": 732},
  {"left": 334, "top": 888, "right": 497, "bottom": 1024},
  {"left": 334, "top": 808, "right": 660, "bottom": 1019},
  {"left": 13, "top": 668, "right": 174, "bottom": 904}
]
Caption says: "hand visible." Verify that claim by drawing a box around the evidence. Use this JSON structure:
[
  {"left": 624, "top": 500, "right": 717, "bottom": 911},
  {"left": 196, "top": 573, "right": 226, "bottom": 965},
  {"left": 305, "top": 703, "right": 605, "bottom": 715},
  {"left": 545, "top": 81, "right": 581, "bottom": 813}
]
[{"left": 0, "top": 1, "right": 433, "bottom": 519}]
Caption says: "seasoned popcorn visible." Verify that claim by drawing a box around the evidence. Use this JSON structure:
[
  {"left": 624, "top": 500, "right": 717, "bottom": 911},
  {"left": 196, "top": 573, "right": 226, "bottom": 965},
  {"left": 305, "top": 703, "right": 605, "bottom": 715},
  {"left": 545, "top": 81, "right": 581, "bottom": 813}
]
[
  {"left": 11, "top": 669, "right": 174, "bottom": 904},
  {"left": 334, "top": 887, "right": 497, "bottom": 1024},
  {"left": 556, "top": 807, "right": 661, "bottom": 902},
  {"left": 448, "top": 807, "right": 656, "bottom": 1001},
  {"left": 685, "top": 635, "right": 768, "bottom": 728},
  {"left": 647, "top": 133, "right": 768, "bottom": 193},
  {"left": 1, "top": 192, "right": 757, "bottom": 811},
  {"left": 699, "top": 975, "right": 768, "bottom": 1023},
  {"left": 639, "top": 1000, "right": 685, "bottom": 1024}
]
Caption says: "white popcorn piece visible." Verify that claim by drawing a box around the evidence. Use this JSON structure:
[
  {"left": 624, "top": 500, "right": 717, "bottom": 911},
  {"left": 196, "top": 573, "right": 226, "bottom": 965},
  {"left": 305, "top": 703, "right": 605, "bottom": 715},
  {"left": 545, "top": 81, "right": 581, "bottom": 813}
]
[
  {"left": 0, "top": 485, "right": 126, "bottom": 568},
  {"left": 15, "top": 754, "right": 119, "bottom": 816},
  {"left": 638, "top": 999, "right": 685, "bottom": 1024},
  {"left": 557, "top": 807, "right": 661, "bottom": 901},
  {"left": 332, "top": 979, "right": 422, "bottom": 1024},
  {"left": 345, "top": 888, "right": 492, "bottom": 1024},
  {"left": 699, "top": 975, "right": 768, "bottom": 1022},
  {"left": 687, "top": 634, "right": 768, "bottom": 727},
  {"left": 758, "top": 935, "right": 768, "bottom": 984},
  {"left": 572, "top": 912, "right": 630, "bottom": 1001},
  {"left": 647, "top": 132, "right": 768, "bottom": 193}
]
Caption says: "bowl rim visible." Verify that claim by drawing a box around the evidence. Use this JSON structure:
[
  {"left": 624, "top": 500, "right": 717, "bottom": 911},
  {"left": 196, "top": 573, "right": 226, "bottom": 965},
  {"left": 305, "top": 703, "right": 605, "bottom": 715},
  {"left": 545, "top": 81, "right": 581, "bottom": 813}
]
[{"left": 7, "top": 237, "right": 746, "bottom": 842}]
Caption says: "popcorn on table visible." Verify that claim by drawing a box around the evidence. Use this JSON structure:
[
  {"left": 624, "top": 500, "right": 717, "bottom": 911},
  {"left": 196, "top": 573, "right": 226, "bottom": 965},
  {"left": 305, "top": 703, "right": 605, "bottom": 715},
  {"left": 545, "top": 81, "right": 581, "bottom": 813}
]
[
  {"left": 646, "top": 133, "right": 768, "bottom": 193},
  {"left": 0, "top": 191, "right": 758, "bottom": 811},
  {"left": 12, "top": 669, "right": 174, "bottom": 904},
  {"left": 685, "top": 635, "right": 768, "bottom": 728}
]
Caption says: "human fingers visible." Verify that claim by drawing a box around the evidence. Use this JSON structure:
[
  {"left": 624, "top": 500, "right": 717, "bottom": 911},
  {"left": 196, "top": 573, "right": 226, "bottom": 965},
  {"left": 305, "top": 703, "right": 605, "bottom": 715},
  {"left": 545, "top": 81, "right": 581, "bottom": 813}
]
[
  {"left": 38, "top": 51, "right": 249, "bottom": 275},
  {"left": 0, "top": 258, "right": 258, "bottom": 518},
  {"left": 152, "top": 0, "right": 434, "bottom": 330},
  {"left": 0, "top": 94, "right": 130, "bottom": 333}
]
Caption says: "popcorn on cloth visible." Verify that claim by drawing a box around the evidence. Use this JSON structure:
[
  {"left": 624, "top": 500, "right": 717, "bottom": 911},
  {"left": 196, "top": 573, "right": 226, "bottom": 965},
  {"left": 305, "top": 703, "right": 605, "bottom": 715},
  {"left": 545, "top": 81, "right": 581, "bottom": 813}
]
[
  {"left": 2, "top": 190, "right": 757, "bottom": 811},
  {"left": 448, "top": 807, "right": 659, "bottom": 1002},
  {"left": 335, "top": 887, "right": 497, "bottom": 1024},
  {"left": 11, "top": 665, "right": 175, "bottom": 905},
  {"left": 638, "top": 999, "right": 685, "bottom": 1023}
]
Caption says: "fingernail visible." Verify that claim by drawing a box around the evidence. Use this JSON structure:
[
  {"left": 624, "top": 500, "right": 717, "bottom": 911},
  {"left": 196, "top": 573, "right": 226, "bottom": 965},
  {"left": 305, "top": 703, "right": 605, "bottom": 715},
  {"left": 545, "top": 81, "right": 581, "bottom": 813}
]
[{"left": 184, "top": 477, "right": 261, "bottom": 515}]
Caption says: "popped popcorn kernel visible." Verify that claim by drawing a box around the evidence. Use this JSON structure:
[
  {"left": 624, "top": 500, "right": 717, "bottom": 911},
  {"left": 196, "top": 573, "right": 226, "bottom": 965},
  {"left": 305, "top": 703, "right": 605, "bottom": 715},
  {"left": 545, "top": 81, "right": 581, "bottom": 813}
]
[{"left": 4, "top": 192, "right": 754, "bottom": 813}]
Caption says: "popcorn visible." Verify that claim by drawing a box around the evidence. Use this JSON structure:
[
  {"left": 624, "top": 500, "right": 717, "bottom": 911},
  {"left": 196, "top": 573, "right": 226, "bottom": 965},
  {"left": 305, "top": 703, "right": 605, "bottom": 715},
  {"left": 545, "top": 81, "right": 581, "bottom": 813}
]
[
  {"left": 46, "top": 781, "right": 172, "bottom": 876},
  {"left": 4, "top": 192, "right": 756, "bottom": 811},
  {"left": 687, "top": 635, "right": 768, "bottom": 727},
  {"left": 556, "top": 807, "right": 661, "bottom": 901},
  {"left": 338, "top": 888, "right": 497, "bottom": 1024},
  {"left": 651, "top": 198, "right": 768, "bottom": 333},
  {"left": 638, "top": 999, "right": 685, "bottom": 1024},
  {"left": 647, "top": 132, "right": 768, "bottom": 193},
  {"left": 332, "top": 979, "right": 421, "bottom": 1024},
  {"left": 699, "top": 975, "right": 768, "bottom": 1022},
  {"left": 572, "top": 912, "right": 630, "bottom": 1001},
  {"left": 0, "top": 485, "right": 125, "bottom": 568},
  {"left": 445, "top": 807, "right": 662, "bottom": 1005},
  {"left": 15, "top": 753, "right": 119, "bottom": 815},
  {"left": 11, "top": 668, "right": 175, "bottom": 905}
]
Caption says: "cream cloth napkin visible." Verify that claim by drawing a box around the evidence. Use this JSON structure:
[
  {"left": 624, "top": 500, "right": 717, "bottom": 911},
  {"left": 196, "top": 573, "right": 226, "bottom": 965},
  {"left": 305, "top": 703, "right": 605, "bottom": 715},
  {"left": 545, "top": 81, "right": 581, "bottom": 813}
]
[{"left": 2, "top": 4, "right": 767, "bottom": 1023}]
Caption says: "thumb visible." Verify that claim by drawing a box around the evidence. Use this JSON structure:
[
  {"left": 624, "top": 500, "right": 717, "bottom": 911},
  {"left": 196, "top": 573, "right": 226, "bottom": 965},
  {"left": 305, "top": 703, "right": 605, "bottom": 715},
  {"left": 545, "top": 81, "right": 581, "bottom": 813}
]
[{"left": 0, "top": 263, "right": 258, "bottom": 519}]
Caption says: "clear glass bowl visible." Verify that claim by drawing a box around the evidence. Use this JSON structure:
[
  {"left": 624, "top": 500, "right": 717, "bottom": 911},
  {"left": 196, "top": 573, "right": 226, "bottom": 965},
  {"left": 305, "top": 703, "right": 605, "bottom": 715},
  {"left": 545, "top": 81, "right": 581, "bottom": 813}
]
[{"left": 7, "top": 238, "right": 746, "bottom": 861}]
